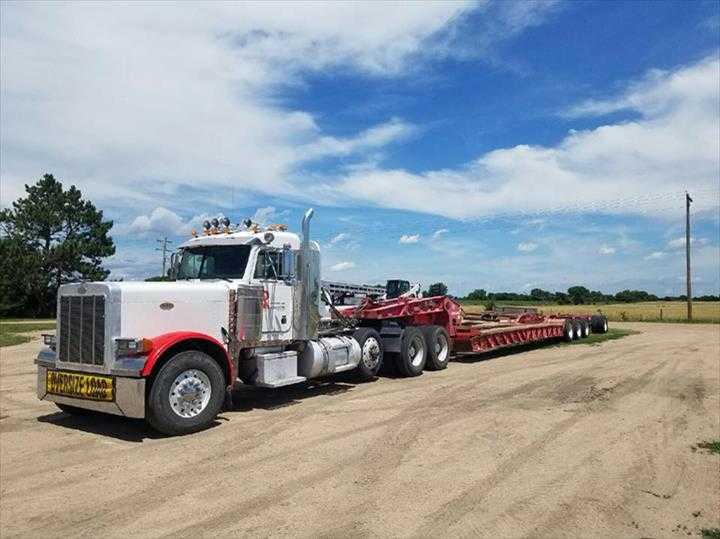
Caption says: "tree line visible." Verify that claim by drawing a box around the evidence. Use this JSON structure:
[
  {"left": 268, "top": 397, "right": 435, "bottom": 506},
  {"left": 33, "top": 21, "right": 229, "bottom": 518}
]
[{"left": 460, "top": 286, "right": 719, "bottom": 304}]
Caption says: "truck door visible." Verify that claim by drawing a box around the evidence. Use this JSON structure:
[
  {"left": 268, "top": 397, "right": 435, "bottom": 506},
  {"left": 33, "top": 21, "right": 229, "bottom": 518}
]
[{"left": 252, "top": 248, "right": 293, "bottom": 341}]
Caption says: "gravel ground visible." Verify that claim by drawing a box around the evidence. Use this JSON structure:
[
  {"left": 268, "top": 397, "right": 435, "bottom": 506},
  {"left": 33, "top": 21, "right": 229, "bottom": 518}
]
[{"left": 1, "top": 323, "right": 718, "bottom": 538}]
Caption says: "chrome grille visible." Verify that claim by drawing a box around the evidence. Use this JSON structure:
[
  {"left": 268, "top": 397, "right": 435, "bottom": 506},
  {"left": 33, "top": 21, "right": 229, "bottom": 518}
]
[{"left": 58, "top": 295, "right": 105, "bottom": 365}]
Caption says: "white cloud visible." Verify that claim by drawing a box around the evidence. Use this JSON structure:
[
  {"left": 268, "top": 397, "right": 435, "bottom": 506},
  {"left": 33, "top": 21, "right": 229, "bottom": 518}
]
[
  {"left": 432, "top": 228, "right": 449, "bottom": 239},
  {"left": 598, "top": 245, "right": 616, "bottom": 255},
  {"left": 399, "top": 234, "right": 421, "bottom": 244},
  {"left": 645, "top": 251, "right": 667, "bottom": 260},
  {"left": 329, "top": 261, "right": 355, "bottom": 271},
  {"left": 126, "top": 207, "right": 230, "bottom": 237},
  {"left": 128, "top": 207, "right": 184, "bottom": 236},
  {"left": 249, "top": 206, "right": 287, "bottom": 226},
  {"left": 0, "top": 1, "right": 483, "bottom": 210},
  {"left": 330, "top": 233, "right": 350, "bottom": 245},
  {"left": 517, "top": 242, "right": 538, "bottom": 252},
  {"left": 333, "top": 55, "right": 720, "bottom": 219},
  {"left": 667, "top": 236, "right": 708, "bottom": 249}
]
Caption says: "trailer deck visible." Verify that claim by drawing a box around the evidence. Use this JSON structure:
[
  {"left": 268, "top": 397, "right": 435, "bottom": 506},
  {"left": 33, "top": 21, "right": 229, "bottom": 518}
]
[{"left": 350, "top": 295, "right": 589, "bottom": 354}]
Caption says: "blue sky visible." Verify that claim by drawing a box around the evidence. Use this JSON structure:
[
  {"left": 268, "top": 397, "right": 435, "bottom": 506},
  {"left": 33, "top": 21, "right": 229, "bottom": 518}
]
[{"left": 1, "top": 1, "right": 719, "bottom": 296}]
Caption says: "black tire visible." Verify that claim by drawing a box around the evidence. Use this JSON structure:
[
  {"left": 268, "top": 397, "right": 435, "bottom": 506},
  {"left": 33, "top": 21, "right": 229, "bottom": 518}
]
[
  {"left": 579, "top": 320, "right": 590, "bottom": 338},
  {"left": 563, "top": 319, "right": 575, "bottom": 342},
  {"left": 55, "top": 403, "right": 97, "bottom": 416},
  {"left": 572, "top": 320, "right": 583, "bottom": 340},
  {"left": 146, "top": 350, "right": 226, "bottom": 436},
  {"left": 590, "top": 315, "right": 609, "bottom": 333},
  {"left": 352, "top": 327, "right": 384, "bottom": 381},
  {"left": 395, "top": 327, "right": 426, "bottom": 377},
  {"left": 421, "top": 325, "right": 450, "bottom": 371}
]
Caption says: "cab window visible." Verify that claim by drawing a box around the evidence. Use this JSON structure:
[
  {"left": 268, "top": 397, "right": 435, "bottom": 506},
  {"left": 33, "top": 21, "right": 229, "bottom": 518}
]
[{"left": 254, "top": 250, "right": 283, "bottom": 280}]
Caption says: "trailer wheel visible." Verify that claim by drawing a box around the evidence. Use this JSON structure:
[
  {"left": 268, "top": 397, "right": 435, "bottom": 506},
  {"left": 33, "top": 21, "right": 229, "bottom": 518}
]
[
  {"left": 421, "top": 325, "right": 450, "bottom": 371},
  {"left": 572, "top": 320, "right": 583, "bottom": 340},
  {"left": 352, "top": 327, "right": 384, "bottom": 381},
  {"left": 395, "top": 327, "right": 426, "bottom": 377},
  {"left": 590, "top": 315, "right": 609, "bottom": 333},
  {"left": 580, "top": 320, "right": 590, "bottom": 338},
  {"left": 563, "top": 320, "right": 575, "bottom": 342},
  {"left": 147, "top": 350, "right": 225, "bottom": 436}
]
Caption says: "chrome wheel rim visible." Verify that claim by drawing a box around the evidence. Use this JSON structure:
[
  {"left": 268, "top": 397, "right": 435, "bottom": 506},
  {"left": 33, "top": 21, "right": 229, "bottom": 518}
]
[
  {"left": 435, "top": 334, "right": 449, "bottom": 363},
  {"left": 169, "top": 369, "right": 212, "bottom": 418},
  {"left": 361, "top": 337, "right": 381, "bottom": 369},
  {"left": 408, "top": 336, "right": 425, "bottom": 368}
]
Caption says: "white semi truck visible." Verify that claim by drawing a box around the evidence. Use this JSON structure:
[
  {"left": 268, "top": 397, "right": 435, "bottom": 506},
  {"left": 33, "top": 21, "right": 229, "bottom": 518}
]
[
  {"left": 37, "top": 210, "right": 387, "bottom": 435},
  {"left": 36, "top": 209, "right": 607, "bottom": 435}
]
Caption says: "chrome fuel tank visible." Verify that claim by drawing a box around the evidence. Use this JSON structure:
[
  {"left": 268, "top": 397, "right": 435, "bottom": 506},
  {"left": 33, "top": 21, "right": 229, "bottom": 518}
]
[{"left": 298, "top": 336, "right": 361, "bottom": 379}]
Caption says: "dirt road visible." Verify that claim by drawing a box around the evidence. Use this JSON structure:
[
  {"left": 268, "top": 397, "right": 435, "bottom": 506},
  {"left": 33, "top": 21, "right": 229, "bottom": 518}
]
[{"left": 1, "top": 323, "right": 718, "bottom": 538}]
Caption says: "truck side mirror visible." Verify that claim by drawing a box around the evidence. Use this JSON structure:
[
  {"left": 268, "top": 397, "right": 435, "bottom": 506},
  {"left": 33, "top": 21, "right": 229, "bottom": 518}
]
[{"left": 282, "top": 245, "right": 295, "bottom": 283}]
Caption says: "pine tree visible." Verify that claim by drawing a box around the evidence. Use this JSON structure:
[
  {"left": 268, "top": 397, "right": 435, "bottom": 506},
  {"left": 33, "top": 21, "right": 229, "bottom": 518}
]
[{"left": 0, "top": 174, "right": 115, "bottom": 316}]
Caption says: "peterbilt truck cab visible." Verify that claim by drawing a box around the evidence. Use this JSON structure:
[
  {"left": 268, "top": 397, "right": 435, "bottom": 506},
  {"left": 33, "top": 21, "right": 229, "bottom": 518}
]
[{"left": 36, "top": 209, "right": 385, "bottom": 435}]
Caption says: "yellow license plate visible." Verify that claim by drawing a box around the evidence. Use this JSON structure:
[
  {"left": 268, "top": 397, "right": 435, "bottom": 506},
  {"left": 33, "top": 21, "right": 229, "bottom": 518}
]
[{"left": 46, "top": 370, "right": 115, "bottom": 402}]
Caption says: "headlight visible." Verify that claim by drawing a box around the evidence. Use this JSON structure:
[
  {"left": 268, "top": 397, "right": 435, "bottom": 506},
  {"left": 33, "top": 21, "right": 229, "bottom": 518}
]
[
  {"left": 42, "top": 334, "right": 56, "bottom": 349},
  {"left": 115, "top": 338, "right": 152, "bottom": 356}
]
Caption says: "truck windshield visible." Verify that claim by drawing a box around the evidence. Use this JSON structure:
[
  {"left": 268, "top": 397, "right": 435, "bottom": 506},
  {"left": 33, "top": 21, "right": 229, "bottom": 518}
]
[{"left": 176, "top": 245, "right": 251, "bottom": 280}]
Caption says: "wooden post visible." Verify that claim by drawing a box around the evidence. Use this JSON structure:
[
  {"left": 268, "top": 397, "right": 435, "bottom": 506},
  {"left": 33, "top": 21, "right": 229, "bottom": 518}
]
[{"left": 686, "top": 193, "right": 693, "bottom": 321}]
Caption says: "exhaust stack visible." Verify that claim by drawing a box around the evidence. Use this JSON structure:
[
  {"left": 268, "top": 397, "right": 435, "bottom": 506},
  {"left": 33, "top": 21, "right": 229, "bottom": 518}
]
[
  {"left": 296, "top": 208, "right": 320, "bottom": 340},
  {"left": 302, "top": 208, "right": 314, "bottom": 251}
]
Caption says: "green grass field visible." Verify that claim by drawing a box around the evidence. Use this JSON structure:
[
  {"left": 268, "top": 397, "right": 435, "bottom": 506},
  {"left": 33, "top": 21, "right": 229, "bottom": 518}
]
[
  {"left": 0, "top": 320, "right": 56, "bottom": 348},
  {"left": 461, "top": 301, "right": 720, "bottom": 323}
]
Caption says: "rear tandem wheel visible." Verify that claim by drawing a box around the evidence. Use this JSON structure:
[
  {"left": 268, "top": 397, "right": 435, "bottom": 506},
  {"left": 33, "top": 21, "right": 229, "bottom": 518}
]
[
  {"left": 421, "top": 325, "right": 451, "bottom": 371},
  {"left": 395, "top": 326, "right": 427, "bottom": 377}
]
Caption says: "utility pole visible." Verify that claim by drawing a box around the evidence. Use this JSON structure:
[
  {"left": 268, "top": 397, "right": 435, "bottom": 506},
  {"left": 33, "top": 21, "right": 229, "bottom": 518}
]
[
  {"left": 685, "top": 192, "right": 692, "bottom": 321},
  {"left": 156, "top": 237, "right": 173, "bottom": 278}
]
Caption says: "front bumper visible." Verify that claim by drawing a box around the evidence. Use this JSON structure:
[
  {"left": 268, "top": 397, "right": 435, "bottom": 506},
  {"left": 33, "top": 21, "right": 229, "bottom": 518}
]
[{"left": 36, "top": 351, "right": 146, "bottom": 418}]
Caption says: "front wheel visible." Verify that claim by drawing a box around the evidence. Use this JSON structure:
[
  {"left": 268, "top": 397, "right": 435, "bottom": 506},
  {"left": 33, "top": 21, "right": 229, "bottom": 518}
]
[
  {"left": 352, "top": 327, "right": 384, "bottom": 381},
  {"left": 146, "top": 350, "right": 226, "bottom": 436}
]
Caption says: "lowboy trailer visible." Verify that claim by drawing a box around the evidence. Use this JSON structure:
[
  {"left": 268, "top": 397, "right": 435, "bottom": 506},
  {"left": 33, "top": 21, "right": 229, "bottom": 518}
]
[
  {"left": 36, "top": 209, "right": 608, "bottom": 435},
  {"left": 342, "top": 295, "right": 608, "bottom": 376}
]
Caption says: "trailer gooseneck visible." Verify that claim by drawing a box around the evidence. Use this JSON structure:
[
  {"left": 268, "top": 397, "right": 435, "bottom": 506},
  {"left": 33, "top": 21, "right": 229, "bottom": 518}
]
[{"left": 36, "top": 209, "right": 609, "bottom": 435}]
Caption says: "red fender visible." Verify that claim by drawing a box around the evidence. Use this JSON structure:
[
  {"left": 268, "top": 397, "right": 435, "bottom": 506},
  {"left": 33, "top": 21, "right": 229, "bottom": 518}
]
[{"left": 141, "top": 331, "right": 234, "bottom": 385}]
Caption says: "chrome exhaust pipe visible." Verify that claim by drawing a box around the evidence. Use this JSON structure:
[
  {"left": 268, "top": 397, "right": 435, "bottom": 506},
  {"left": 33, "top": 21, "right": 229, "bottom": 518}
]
[
  {"left": 297, "top": 208, "right": 318, "bottom": 340},
  {"left": 301, "top": 208, "right": 314, "bottom": 250}
]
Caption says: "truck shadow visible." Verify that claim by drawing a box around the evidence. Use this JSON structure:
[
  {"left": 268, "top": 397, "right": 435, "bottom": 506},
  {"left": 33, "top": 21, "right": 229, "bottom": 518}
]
[
  {"left": 227, "top": 380, "right": 354, "bottom": 412},
  {"left": 36, "top": 380, "right": 355, "bottom": 442},
  {"left": 37, "top": 411, "right": 166, "bottom": 443}
]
